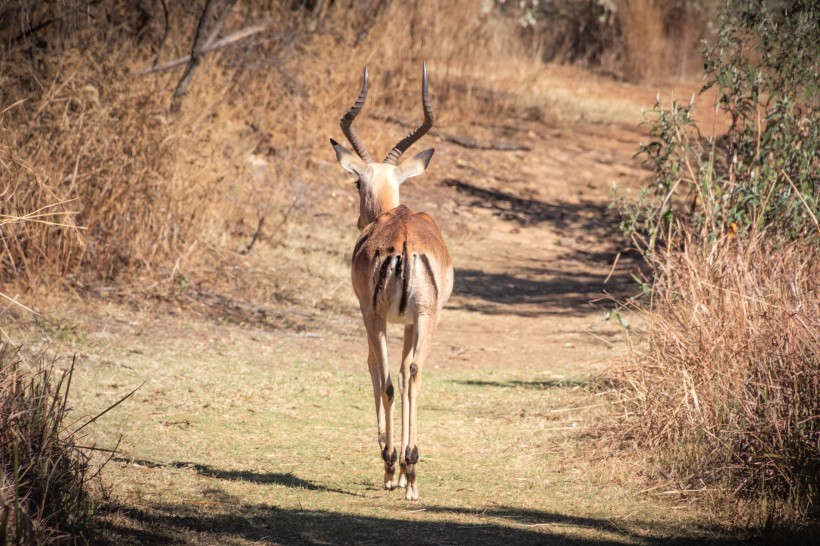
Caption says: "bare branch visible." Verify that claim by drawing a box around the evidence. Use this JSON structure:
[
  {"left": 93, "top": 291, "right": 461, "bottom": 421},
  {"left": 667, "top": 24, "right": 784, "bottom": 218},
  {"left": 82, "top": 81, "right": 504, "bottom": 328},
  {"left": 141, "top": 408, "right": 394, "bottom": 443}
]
[
  {"left": 152, "top": 0, "right": 170, "bottom": 68},
  {"left": 134, "top": 24, "right": 268, "bottom": 76},
  {"left": 170, "top": 0, "right": 236, "bottom": 112}
]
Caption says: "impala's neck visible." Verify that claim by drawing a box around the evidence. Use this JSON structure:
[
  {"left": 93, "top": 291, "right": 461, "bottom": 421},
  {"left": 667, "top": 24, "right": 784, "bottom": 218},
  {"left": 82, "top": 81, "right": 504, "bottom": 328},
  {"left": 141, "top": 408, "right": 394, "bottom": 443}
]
[{"left": 358, "top": 163, "right": 402, "bottom": 230}]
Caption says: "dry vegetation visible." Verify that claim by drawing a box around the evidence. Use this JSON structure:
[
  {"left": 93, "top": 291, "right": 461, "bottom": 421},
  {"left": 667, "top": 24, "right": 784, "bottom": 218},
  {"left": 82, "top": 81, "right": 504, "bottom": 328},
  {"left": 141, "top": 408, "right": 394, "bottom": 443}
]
[
  {"left": 13, "top": 0, "right": 819, "bottom": 543},
  {"left": 610, "top": 237, "right": 819, "bottom": 530},
  {"left": 0, "top": 0, "right": 707, "bottom": 293},
  {"left": 608, "top": 0, "right": 819, "bottom": 533},
  {"left": 1, "top": 346, "right": 95, "bottom": 543}
]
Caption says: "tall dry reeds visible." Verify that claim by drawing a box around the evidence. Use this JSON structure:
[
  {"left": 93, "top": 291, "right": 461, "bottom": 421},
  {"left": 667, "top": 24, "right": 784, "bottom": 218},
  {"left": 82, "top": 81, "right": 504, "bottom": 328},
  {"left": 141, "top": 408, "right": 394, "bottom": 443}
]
[{"left": 610, "top": 234, "right": 819, "bottom": 526}]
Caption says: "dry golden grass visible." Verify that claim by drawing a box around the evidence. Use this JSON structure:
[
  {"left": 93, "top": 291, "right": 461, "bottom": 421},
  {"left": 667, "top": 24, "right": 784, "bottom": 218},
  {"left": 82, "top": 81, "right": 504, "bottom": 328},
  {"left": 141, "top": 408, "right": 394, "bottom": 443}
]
[
  {"left": 608, "top": 234, "right": 820, "bottom": 531},
  {"left": 1, "top": 0, "right": 709, "bottom": 295}
]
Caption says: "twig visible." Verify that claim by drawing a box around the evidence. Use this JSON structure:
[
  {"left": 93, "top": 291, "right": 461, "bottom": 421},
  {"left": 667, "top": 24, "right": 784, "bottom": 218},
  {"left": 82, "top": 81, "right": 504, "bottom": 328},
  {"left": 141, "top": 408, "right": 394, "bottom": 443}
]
[
  {"left": 206, "top": 0, "right": 238, "bottom": 47},
  {"left": 584, "top": 329, "right": 616, "bottom": 347},
  {"left": 603, "top": 251, "right": 621, "bottom": 284},
  {"left": 135, "top": 24, "right": 268, "bottom": 76},
  {"left": 782, "top": 170, "right": 820, "bottom": 233},
  {"left": 153, "top": 0, "right": 170, "bottom": 68},
  {"left": 75, "top": 381, "right": 146, "bottom": 433},
  {"left": 0, "top": 292, "right": 58, "bottom": 326},
  {"left": 242, "top": 215, "right": 266, "bottom": 254},
  {"left": 11, "top": 3, "right": 93, "bottom": 44}
]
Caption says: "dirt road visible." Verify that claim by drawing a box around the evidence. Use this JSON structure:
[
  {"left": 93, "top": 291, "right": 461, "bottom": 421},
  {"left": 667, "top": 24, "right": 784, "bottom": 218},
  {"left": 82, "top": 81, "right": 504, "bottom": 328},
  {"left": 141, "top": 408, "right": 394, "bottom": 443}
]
[{"left": 25, "top": 114, "right": 743, "bottom": 544}]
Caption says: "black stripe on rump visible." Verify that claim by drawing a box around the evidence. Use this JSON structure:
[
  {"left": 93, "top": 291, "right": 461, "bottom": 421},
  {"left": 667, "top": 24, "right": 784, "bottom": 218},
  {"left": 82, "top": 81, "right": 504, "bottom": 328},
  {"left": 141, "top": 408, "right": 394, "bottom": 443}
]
[
  {"left": 399, "top": 241, "right": 411, "bottom": 314},
  {"left": 353, "top": 235, "right": 368, "bottom": 259},
  {"left": 373, "top": 258, "right": 393, "bottom": 309},
  {"left": 419, "top": 254, "right": 439, "bottom": 301}
]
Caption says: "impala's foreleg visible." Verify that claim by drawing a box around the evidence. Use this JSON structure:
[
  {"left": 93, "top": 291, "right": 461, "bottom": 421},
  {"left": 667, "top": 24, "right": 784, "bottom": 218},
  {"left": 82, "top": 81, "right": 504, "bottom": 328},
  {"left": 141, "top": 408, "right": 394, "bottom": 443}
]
[
  {"left": 365, "top": 317, "right": 397, "bottom": 489},
  {"left": 400, "top": 314, "right": 437, "bottom": 501}
]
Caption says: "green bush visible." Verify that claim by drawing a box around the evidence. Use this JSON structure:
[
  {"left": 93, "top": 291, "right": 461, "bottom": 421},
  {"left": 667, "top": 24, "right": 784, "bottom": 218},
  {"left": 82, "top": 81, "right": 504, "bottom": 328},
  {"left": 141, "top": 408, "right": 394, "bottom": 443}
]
[
  {"left": 617, "top": 0, "right": 819, "bottom": 249},
  {"left": 610, "top": 0, "right": 820, "bottom": 532}
]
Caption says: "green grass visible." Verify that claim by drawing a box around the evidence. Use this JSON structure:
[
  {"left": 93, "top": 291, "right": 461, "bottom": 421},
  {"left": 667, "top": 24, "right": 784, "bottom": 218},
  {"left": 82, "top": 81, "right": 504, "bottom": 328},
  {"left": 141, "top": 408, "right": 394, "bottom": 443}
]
[{"left": 14, "top": 302, "right": 743, "bottom": 545}]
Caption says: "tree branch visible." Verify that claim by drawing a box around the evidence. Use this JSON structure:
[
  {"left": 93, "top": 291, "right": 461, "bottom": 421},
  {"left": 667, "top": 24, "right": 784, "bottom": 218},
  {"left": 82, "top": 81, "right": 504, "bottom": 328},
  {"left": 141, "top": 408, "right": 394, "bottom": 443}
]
[
  {"left": 134, "top": 24, "right": 267, "bottom": 76},
  {"left": 170, "top": 0, "right": 237, "bottom": 112}
]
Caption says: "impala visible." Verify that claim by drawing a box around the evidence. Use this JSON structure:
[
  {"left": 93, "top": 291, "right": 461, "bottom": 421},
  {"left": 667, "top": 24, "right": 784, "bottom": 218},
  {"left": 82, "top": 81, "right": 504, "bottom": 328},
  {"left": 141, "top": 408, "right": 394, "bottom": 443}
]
[{"left": 330, "top": 64, "right": 453, "bottom": 501}]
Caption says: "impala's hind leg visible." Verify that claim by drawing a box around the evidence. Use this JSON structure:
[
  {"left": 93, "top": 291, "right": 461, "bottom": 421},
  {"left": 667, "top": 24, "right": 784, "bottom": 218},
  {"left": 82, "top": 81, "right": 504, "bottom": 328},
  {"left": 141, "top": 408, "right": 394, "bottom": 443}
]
[
  {"left": 398, "top": 324, "right": 414, "bottom": 490},
  {"left": 401, "top": 315, "right": 437, "bottom": 501},
  {"left": 365, "top": 317, "right": 397, "bottom": 489}
]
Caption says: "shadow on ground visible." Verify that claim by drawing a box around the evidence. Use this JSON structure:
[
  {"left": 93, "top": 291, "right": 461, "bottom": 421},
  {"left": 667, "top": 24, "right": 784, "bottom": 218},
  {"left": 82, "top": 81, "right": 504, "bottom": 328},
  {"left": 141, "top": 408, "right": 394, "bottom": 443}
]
[
  {"left": 453, "top": 378, "right": 589, "bottom": 389},
  {"left": 99, "top": 460, "right": 819, "bottom": 545},
  {"left": 441, "top": 178, "right": 645, "bottom": 317},
  {"left": 95, "top": 498, "right": 789, "bottom": 546},
  {"left": 442, "top": 178, "right": 616, "bottom": 232},
  {"left": 111, "top": 457, "right": 361, "bottom": 497},
  {"left": 450, "top": 267, "right": 630, "bottom": 317}
]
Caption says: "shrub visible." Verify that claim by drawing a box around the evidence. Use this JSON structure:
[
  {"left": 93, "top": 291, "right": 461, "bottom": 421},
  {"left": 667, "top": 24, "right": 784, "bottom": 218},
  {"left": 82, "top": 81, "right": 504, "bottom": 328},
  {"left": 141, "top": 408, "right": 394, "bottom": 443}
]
[
  {"left": 611, "top": 238, "right": 819, "bottom": 526},
  {"left": 618, "top": 0, "right": 819, "bottom": 248},
  {"left": 609, "top": 0, "right": 820, "bottom": 530}
]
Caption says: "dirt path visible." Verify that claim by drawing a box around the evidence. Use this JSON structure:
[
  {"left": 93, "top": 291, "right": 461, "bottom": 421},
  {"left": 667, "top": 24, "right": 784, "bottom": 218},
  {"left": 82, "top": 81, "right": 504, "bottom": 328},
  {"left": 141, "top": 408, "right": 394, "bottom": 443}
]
[{"left": 21, "top": 117, "right": 739, "bottom": 544}]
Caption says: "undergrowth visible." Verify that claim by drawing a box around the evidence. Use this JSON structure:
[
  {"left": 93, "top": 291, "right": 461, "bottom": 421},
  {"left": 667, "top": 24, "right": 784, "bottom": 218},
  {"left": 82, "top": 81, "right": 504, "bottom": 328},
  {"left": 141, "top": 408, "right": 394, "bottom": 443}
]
[
  {"left": 1, "top": 345, "right": 98, "bottom": 543},
  {"left": 0, "top": 0, "right": 711, "bottom": 294},
  {"left": 610, "top": 0, "right": 820, "bottom": 532}
]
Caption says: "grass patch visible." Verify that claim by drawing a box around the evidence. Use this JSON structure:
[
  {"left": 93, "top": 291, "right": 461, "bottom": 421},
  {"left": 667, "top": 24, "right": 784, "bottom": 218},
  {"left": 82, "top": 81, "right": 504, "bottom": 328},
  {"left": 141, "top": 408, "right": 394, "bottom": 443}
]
[{"left": 1, "top": 345, "right": 95, "bottom": 543}]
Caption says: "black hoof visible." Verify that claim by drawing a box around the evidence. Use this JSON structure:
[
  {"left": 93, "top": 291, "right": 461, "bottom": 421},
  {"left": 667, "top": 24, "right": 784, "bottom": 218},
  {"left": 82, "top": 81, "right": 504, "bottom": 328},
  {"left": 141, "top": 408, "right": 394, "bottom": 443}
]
[
  {"left": 404, "top": 445, "right": 419, "bottom": 481},
  {"left": 405, "top": 445, "right": 419, "bottom": 465},
  {"left": 382, "top": 446, "right": 398, "bottom": 470}
]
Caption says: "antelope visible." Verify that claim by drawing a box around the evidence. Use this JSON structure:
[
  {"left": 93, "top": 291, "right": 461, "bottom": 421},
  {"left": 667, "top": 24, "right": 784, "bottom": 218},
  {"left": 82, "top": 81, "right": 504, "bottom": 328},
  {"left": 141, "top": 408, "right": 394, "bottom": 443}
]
[{"left": 330, "top": 64, "right": 453, "bottom": 501}]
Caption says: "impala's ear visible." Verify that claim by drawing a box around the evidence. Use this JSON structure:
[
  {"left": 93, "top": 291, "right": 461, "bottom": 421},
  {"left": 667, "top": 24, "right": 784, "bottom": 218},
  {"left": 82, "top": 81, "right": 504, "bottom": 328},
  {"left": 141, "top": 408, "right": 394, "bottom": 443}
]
[
  {"left": 331, "top": 138, "right": 373, "bottom": 182},
  {"left": 396, "top": 148, "right": 435, "bottom": 184}
]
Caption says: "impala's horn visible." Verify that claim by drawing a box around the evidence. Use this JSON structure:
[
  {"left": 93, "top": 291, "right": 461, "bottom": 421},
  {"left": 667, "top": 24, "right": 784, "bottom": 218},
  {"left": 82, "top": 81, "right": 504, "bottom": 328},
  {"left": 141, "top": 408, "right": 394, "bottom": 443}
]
[
  {"left": 383, "top": 63, "right": 435, "bottom": 166},
  {"left": 340, "top": 66, "right": 374, "bottom": 163}
]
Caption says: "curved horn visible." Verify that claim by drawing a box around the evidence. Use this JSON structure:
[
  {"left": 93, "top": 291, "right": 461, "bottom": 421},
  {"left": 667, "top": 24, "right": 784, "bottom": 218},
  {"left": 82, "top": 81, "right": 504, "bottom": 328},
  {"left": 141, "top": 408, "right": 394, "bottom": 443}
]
[
  {"left": 340, "top": 66, "right": 374, "bottom": 163},
  {"left": 384, "top": 63, "right": 435, "bottom": 165}
]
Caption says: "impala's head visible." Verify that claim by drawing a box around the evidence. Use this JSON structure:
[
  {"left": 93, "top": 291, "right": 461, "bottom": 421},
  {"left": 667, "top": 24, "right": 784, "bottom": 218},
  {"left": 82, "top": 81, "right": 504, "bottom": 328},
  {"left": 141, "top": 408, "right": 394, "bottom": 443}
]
[{"left": 331, "top": 65, "right": 436, "bottom": 230}]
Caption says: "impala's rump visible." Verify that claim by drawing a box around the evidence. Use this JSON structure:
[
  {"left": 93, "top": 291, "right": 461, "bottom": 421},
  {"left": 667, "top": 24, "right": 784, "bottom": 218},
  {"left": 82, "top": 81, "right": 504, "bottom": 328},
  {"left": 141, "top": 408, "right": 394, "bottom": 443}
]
[{"left": 353, "top": 205, "right": 452, "bottom": 324}]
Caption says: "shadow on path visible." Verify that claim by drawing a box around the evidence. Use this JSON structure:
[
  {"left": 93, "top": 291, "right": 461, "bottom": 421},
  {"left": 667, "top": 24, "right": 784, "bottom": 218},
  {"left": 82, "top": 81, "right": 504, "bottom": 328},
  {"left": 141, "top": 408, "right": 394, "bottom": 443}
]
[
  {"left": 441, "top": 178, "right": 644, "bottom": 317},
  {"left": 443, "top": 178, "right": 615, "bottom": 233},
  {"left": 111, "top": 457, "right": 362, "bottom": 497},
  {"left": 450, "top": 268, "right": 624, "bottom": 317},
  {"left": 96, "top": 498, "right": 786, "bottom": 546},
  {"left": 453, "top": 378, "right": 589, "bottom": 389}
]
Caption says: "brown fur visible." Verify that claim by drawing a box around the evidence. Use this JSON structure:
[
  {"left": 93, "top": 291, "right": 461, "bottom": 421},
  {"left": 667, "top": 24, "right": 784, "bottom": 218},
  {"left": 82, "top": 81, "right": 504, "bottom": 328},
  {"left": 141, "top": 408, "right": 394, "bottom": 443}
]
[{"left": 352, "top": 205, "right": 451, "bottom": 321}]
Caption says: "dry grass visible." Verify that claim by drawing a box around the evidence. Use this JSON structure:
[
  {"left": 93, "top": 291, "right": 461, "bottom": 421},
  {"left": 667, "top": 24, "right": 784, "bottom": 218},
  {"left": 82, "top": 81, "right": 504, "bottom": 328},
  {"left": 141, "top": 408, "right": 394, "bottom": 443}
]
[
  {"left": 609, "top": 234, "right": 820, "bottom": 530},
  {"left": 13, "top": 304, "right": 721, "bottom": 545},
  {"left": 1, "top": 346, "right": 95, "bottom": 543},
  {"left": 1, "top": 0, "right": 705, "bottom": 296}
]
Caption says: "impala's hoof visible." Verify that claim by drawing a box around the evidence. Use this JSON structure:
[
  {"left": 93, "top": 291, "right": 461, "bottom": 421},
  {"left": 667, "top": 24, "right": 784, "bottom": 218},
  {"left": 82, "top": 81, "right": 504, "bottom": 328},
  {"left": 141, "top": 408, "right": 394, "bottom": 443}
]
[
  {"left": 384, "top": 474, "right": 399, "bottom": 490},
  {"left": 405, "top": 482, "right": 419, "bottom": 501},
  {"left": 382, "top": 446, "right": 398, "bottom": 468},
  {"left": 384, "top": 473, "right": 399, "bottom": 491},
  {"left": 403, "top": 445, "right": 419, "bottom": 500},
  {"left": 382, "top": 446, "right": 398, "bottom": 489}
]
